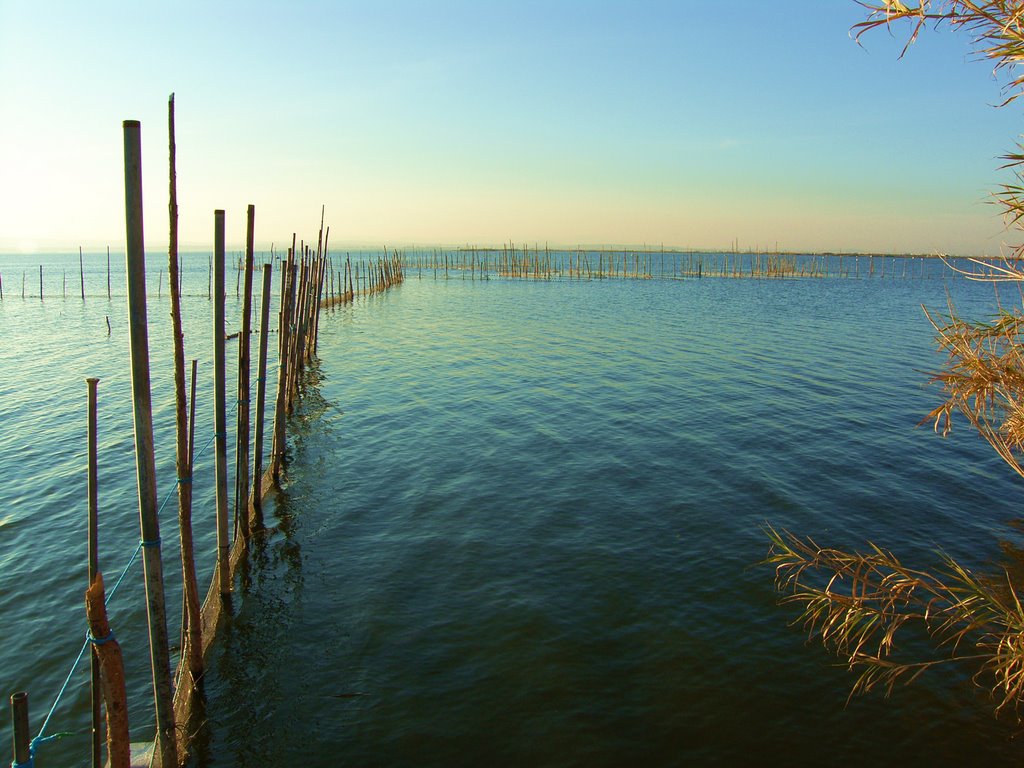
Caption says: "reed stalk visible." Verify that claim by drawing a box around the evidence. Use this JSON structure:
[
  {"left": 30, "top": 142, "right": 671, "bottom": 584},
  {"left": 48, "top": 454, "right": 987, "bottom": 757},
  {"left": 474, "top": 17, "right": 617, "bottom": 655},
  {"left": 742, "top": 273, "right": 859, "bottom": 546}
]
[{"left": 167, "top": 93, "right": 203, "bottom": 696}]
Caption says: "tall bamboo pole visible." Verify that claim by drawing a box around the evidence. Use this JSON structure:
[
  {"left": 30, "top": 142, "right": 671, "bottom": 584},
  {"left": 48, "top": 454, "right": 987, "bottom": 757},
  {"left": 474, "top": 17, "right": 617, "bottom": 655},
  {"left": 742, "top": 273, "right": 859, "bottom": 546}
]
[
  {"left": 168, "top": 94, "right": 203, "bottom": 691},
  {"left": 80, "top": 246, "right": 86, "bottom": 300},
  {"left": 213, "top": 210, "right": 230, "bottom": 596},
  {"left": 122, "top": 119, "right": 176, "bottom": 767},
  {"left": 87, "top": 377, "right": 101, "bottom": 768}
]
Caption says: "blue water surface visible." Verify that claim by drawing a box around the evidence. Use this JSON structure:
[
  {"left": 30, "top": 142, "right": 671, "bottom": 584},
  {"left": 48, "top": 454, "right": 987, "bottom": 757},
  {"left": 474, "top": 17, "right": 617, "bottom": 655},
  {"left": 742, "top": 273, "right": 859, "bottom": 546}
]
[{"left": 2, "top": 252, "right": 1024, "bottom": 766}]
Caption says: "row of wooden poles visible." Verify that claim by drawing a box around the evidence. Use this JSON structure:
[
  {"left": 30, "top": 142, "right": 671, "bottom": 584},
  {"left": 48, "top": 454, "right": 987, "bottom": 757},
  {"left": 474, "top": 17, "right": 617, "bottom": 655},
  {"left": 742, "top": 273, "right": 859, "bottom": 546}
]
[
  {"left": 0, "top": 247, "right": 109, "bottom": 300},
  {"left": 398, "top": 245, "right": 971, "bottom": 281},
  {"left": 0, "top": 246, "right": 973, "bottom": 303},
  {"left": 0, "top": 246, "right": 404, "bottom": 301},
  {"left": 8, "top": 97, "right": 403, "bottom": 768}
]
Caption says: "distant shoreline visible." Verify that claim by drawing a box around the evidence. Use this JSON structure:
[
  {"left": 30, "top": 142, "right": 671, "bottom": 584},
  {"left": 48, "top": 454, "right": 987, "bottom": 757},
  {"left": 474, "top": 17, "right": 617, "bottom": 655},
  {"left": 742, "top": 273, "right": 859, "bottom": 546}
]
[{"left": 0, "top": 246, "right": 999, "bottom": 261}]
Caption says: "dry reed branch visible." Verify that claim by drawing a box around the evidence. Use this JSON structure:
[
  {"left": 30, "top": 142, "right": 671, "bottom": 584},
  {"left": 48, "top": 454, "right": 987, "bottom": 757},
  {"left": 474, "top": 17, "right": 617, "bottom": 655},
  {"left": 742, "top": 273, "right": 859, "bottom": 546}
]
[{"left": 765, "top": 526, "right": 1024, "bottom": 716}]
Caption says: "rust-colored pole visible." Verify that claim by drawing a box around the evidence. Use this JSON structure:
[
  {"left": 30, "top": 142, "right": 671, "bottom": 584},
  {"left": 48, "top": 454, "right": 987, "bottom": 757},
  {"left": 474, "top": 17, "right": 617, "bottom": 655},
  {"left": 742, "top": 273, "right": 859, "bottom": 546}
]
[{"left": 87, "top": 377, "right": 101, "bottom": 768}]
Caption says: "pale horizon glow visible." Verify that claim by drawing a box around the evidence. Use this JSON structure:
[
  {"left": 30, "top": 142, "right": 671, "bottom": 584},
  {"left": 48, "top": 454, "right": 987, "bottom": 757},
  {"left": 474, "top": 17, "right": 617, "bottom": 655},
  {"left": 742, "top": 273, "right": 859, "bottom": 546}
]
[{"left": 1, "top": 1, "right": 1020, "bottom": 256}]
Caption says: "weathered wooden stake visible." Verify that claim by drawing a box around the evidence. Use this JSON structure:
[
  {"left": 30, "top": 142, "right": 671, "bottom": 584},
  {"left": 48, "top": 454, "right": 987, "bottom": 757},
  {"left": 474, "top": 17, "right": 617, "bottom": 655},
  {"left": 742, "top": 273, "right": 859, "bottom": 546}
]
[
  {"left": 87, "top": 377, "right": 101, "bottom": 768},
  {"left": 234, "top": 205, "right": 255, "bottom": 542},
  {"left": 80, "top": 246, "right": 86, "bottom": 299},
  {"left": 10, "top": 691, "right": 29, "bottom": 767},
  {"left": 251, "top": 263, "right": 272, "bottom": 520},
  {"left": 271, "top": 258, "right": 295, "bottom": 480},
  {"left": 122, "top": 118, "right": 176, "bottom": 767},
  {"left": 213, "top": 209, "right": 230, "bottom": 596},
  {"left": 85, "top": 574, "right": 130, "bottom": 768}
]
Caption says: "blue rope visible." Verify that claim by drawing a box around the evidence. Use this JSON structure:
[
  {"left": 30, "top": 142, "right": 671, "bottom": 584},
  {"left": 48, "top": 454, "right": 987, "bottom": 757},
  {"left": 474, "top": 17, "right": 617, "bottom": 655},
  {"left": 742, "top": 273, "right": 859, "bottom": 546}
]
[
  {"left": 104, "top": 542, "right": 143, "bottom": 604},
  {"left": 193, "top": 431, "right": 217, "bottom": 462},
  {"left": 28, "top": 381, "right": 272, "bottom": 759},
  {"left": 31, "top": 636, "right": 90, "bottom": 755},
  {"left": 87, "top": 629, "right": 115, "bottom": 646}
]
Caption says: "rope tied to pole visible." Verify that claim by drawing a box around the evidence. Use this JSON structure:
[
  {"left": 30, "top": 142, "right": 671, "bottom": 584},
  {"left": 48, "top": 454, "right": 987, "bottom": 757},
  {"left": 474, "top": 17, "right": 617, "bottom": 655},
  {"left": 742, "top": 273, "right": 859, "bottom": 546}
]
[
  {"left": 11, "top": 731, "right": 77, "bottom": 768},
  {"left": 87, "top": 629, "right": 115, "bottom": 646},
  {"left": 140, "top": 537, "right": 161, "bottom": 549}
]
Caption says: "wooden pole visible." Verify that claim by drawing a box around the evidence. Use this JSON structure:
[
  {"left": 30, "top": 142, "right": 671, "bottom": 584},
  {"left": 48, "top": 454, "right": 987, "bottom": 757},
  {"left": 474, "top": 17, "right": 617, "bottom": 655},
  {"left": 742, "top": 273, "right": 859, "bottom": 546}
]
[
  {"left": 188, "top": 359, "right": 197, "bottom": 469},
  {"left": 80, "top": 246, "right": 86, "bottom": 299},
  {"left": 87, "top": 377, "right": 101, "bottom": 768},
  {"left": 234, "top": 205, "right": 255, "bottom": 542},
  {"left": 10, "top": 692, "right": 29, "bottom": 767},
  {"left": 85, "top": 574, "right": 130, "bottom": 768},
  {"left": 122, "top": 118, "right": 176, "bottom": 767},
  {"left": 213, "top": 209, "right": 230, "bottom": 596},
  {"left": 251, "top": 263, "right": 272, "bottom": 521},
  {"left": 167, "top": 93, "right": 203, "bottom": 691},
  {"left": 271, "top": 258, "right": 295, "bottom": 480}
]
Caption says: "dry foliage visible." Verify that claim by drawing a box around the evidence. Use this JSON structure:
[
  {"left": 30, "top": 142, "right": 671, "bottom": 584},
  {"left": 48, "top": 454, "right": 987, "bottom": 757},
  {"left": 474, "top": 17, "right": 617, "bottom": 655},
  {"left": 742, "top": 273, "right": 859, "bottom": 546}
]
[
  {"left": 766, "top": 0, "right": 1024, "bottom": 719},
  {"left": 766, "top": 527, "right": 1024, "bottom": 716}
]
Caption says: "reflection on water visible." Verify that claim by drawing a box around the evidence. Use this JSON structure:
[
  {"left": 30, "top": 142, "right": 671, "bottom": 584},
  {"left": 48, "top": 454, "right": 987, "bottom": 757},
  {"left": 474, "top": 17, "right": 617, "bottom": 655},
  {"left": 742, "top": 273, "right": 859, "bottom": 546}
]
[
  {"left": 3, "top": 251, "right": 1024, "bottom": 766},
  {"left": 196, "top": 276, "right": 1024, "bottom": 767}
]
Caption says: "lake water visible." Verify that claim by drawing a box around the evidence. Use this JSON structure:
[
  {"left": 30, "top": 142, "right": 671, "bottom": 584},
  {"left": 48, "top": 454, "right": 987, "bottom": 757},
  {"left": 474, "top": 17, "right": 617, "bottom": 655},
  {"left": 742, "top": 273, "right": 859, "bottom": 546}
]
[{"left": 2, "top": 251, "right": 1023, "bottom": 766}]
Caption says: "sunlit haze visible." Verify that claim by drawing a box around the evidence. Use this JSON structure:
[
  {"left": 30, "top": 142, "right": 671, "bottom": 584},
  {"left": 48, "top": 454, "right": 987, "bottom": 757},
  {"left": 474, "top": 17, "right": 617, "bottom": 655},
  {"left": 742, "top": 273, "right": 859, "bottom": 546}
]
[{"left": 1, "top": 1, "right": 1019, "bottom": 255}]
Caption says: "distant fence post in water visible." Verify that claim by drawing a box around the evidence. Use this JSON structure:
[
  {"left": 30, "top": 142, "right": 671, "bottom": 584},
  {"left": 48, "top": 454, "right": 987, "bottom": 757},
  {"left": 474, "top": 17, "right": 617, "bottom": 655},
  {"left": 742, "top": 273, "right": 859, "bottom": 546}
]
[{"left": 122, "top": 118, "right": 177, "bottom": 767}]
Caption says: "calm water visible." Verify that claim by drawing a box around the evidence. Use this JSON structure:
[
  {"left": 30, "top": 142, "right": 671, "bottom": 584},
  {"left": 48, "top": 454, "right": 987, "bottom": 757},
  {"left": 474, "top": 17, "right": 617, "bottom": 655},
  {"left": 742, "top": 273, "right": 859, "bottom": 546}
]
[{"left": 2, "top": 252, "right": 1023, "bottom": 766}]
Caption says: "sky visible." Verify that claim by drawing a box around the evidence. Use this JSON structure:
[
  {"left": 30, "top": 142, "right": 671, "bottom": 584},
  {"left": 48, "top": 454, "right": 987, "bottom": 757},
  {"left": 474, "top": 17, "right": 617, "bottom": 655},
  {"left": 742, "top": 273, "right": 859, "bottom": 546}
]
[{"left": 0, "top": 1, "right": 1021, "bottom": 256}]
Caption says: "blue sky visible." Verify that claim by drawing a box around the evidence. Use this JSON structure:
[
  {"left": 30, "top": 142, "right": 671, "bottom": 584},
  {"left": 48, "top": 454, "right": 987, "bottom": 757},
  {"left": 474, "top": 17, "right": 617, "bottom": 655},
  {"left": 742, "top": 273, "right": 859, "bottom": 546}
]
[{"left": 0, "top": 1, "right": 1020, "bottom": 254}]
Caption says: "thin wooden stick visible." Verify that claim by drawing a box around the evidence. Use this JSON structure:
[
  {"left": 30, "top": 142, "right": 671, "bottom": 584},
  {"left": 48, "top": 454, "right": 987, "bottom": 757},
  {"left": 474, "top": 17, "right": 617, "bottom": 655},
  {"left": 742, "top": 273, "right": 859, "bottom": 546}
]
[{"left": 168, "top": 93, "right": 203, "bottom": 693}]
